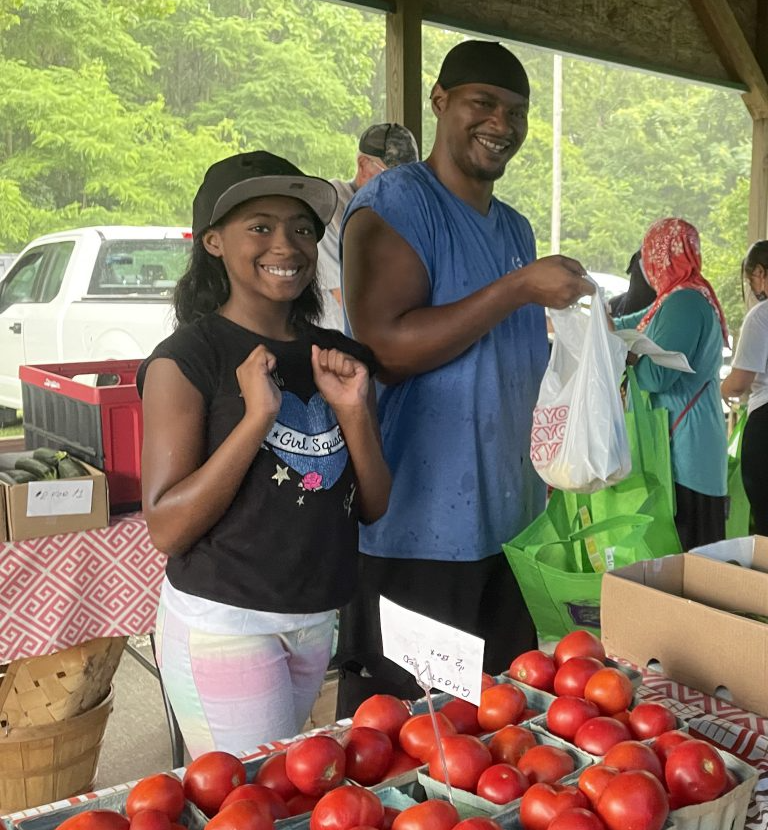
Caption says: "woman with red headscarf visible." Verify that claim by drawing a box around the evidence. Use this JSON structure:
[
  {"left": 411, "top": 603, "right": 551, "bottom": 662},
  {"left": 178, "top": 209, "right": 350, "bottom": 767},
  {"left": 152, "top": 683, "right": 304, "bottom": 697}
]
[{"left": 613, "top": 217, "right": 728, "bottom": 550}]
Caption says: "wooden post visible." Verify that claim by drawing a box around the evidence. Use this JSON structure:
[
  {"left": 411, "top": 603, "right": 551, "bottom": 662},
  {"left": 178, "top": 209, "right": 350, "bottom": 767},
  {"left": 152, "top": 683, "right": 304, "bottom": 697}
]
[
  {"left": 748, "top": 117, "right": 768, "bottom": 244},
  {"left": 386, "top": 0, "right": 423, "bottom": 153}
]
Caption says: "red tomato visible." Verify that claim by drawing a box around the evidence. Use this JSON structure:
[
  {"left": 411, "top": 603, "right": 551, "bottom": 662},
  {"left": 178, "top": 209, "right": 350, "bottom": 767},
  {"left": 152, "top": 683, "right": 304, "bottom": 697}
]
[
  {"left": 520, "top": 707, "right": 540, "bottom": 721},
  {"left": 553, "top": 657, "right": 605, "bottom": 698},
  {"left": 206, "top": 800, "right": 275, "bottom": 830},
  {"left": 553, "top": 631, "right": 606, "bottom": 667},
  {"left": 254, "top": 752, "right": 299, "bottom": 802},
  {"left": 452, "top": 820, "right": 504, "bottom": 830},
  {"left": 487, "top": 724, "right": 537, "bottom": 766},
  {"left": 219, "top": 784, "right": 289, "bottom": 820},
  {"left": 664, "top": 739, "right": 727, "bottom": 806},
  {"left": 517, "top": 744, "right": 575, "bottom": 784},
  {"left": 309, "top": 784, "right": 384, "bottom": 830},
  {"left": 286, "top": 794, "right": 321, "bottom": 816},
  {"left": 439, "top": 698, "right": 481, "bottom": 735},
  {"left": 519, "top": 782, "right": 589, "bottom": 830},
  {"left": 573, "top": 717, "right": 632, "bottom": 756},
  {"left": 381, "top": 747, "right": 421, "bottom": 780},
  {"left": 127, "top": 773, "right": 185, "bottom": 821},
  {"left": 628, "top": 703, "right": 677, "bottom": 741},
  {"left": 584, "top": 669, "right": 633, "bottom": 715},
  {"left": 650, "top": 729, "right": 692, "bottom": 766},
  {"left": 611, "top": 710, "right": 631, "bottom": 727},
  {"left": 352, "top": 695, "right": 411, "bottom": 744},
  {"left": 399, "top": 713, "right": 456, "bottom": 762},
  {"left": 547, "top": 808, "right": 606, "bottom": 830},
  {"left": 475, "top": 763, "right": 530, "bottom": 804},
  {"left": 128, "top": 812, "right": 170, "bottom": 830},
  {"left": 427, "top": 734, "right": 492, "bottom": 792},
  {"left": 342, "top": 726, "right": 393, "bottom": 786},
  {"left": 481, "top": 673, "right": 496, "bottom": 690},
  {"left": 578, "top": 765, "right": 619, "bottom": 809},
  {"left": 477, "top": 683, "right": 526, "bottom": 732},
  {"left": 381, "top": 807, "right": 401, "bottom": 830},
  {"left": 546, "top": 696, "right": 600, "bottom": 742},
  {"left": 285, "top": 735, "right": 346, "bottom": 796},
  {"left": 183, "top": 751, "right": 247, "bottom": 816},
  {"left": 57, "top": 812, "right": 129, "bottom": 830},
  {"left": 596, "top": 770, "right": 669, "bottom": 830},
  {"left": 391, "top": 800, "right": 459, "bottom": 830},
  {"left": 602, "top": 741, "right": 663, "bottom": 781},
  {"left": 507, "top": 651, "right": 556, "bottom": 693}
]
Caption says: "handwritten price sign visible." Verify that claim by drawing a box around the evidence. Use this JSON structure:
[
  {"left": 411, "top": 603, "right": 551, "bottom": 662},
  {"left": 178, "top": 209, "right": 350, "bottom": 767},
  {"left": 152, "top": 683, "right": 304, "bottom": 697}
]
[
  {"left": 379, "top": 596, "right": 485, "bottom": 705},
  {"left": 26, "top": 479, "right": 94, "bottom": 517}
]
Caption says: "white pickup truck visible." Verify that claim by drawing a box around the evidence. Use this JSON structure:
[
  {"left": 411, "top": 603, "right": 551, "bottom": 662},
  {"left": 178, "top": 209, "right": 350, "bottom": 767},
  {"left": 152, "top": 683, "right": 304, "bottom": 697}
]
[{"left": 0, "top": 226, "right": 191, "bottom": 423}]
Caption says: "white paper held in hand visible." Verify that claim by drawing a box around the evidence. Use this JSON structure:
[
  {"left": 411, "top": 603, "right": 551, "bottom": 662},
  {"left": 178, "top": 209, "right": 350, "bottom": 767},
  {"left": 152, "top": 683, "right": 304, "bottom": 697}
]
[
  {"left": 26, "top": 479, "right": 94, "bottom": 517},
  {"left": 379, "top": 595, "right": 485, "bottom": 705}
]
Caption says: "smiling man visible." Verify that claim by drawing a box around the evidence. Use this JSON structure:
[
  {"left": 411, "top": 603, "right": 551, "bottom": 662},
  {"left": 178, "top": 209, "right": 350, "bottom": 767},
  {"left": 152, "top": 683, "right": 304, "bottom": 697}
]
[{"left": 335, "top": 40, "right": 594, "bottom": 715}]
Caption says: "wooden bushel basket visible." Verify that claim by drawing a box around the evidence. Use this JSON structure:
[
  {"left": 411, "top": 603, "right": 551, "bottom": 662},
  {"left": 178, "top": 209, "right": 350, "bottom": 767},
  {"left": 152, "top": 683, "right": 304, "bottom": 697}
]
[
  {"left": 0, "top": 637, "right": 126, "bottom": 729},
  {"left": 0, "top": 685, "right": 114, "bottom": 813}
]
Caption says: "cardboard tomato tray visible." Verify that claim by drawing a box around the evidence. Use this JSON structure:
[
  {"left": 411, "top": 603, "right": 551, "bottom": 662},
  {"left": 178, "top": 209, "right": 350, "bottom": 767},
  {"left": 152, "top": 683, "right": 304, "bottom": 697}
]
[
  {"left": 5, "top": 792, "right": 207, "bottom": 830},
  {"left": 600, "top": 552, "right": 768, "bottom": 718},
  {"left": 666, "top": 745, "right": 758, "bottom": 830},
  {"left": 415, "top": 729, "right": 593, "bottom": 818}
]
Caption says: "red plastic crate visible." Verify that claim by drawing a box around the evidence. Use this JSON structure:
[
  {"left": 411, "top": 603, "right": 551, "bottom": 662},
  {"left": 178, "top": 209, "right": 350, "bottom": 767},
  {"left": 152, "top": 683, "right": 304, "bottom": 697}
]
[{"left": 19, "top": 360, "right": 143, "bottom": 510}]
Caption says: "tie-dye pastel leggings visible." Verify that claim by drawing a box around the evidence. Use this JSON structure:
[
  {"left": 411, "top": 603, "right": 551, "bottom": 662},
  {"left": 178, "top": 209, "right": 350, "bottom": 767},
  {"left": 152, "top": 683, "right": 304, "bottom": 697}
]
[{"left": 154, "top": 599, "right": 335, "bottom": 759}]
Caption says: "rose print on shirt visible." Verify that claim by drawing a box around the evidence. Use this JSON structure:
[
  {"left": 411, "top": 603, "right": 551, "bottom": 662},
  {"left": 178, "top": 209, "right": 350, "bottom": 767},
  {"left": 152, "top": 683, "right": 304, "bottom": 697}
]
[{"left": 301, "top": 472, "right": 323, "bottom": 491}]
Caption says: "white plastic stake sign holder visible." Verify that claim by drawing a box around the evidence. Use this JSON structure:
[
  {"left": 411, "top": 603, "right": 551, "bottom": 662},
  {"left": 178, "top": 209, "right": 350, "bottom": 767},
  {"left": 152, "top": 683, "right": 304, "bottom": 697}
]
[{"left": 379, "top": 596, "right": 487, "bottom": 804}]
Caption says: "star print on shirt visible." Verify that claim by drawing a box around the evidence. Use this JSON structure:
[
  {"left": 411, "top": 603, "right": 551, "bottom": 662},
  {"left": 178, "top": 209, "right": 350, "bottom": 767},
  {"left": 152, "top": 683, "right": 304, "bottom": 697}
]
[
  {"left": 272, "top": 465, "right": 290, "bottom": 486},
  {"left": 297, "top": 495, "right": 305, "bottom": 506}
]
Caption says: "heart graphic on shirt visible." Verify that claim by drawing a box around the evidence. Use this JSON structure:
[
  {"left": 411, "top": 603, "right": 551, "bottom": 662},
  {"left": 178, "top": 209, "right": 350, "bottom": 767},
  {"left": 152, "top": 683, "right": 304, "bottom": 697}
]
[{"left": 264, "top": 391, "right": 348, "bottom": 489}]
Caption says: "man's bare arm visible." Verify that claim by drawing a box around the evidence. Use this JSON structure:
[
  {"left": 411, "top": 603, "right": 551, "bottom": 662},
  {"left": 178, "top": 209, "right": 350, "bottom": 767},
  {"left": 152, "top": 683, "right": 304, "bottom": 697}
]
[{"left": 343, "top": 208, "right": 594, "bottom": 384}]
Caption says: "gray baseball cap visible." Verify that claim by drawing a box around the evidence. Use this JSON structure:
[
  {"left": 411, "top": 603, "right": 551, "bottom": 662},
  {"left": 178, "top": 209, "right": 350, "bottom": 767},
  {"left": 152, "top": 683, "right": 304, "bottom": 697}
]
[{"left": 358, "top": 123, "right": 419, "bottom": 168}]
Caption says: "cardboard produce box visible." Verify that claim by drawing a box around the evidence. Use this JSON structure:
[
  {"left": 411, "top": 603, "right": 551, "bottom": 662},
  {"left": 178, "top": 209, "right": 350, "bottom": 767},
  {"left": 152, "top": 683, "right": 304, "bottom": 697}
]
[
  {"left": 0, "top": 452, "right": 109, "bottom": 542},
  {"left": 692, "top": 535, "right": 768, "bottom": 572},
  {"left": 0, "top": 484, "right": 7, "bottom": 542},
  {"left": 601, "top": 552, "right": 768, "bottom": 717}
]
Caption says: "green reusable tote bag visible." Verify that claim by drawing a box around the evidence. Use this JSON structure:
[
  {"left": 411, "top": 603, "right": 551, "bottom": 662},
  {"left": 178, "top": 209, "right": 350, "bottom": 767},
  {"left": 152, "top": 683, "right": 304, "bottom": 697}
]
[
  {"left": 725, "top": 408, "right": 751, "bottom": 539},
  {"left": 503, "top": 492, "right": 656, "bottom": 640}
]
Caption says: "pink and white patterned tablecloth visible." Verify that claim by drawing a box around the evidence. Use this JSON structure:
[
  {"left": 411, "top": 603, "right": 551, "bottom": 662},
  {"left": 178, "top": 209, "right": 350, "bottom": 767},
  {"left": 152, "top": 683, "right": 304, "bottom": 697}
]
[
  {"left": 636, "top": 668, "right": 768, "bottom": 829},
  {"left": 0, "top": 512, "right": 166, "bottom": 663}
]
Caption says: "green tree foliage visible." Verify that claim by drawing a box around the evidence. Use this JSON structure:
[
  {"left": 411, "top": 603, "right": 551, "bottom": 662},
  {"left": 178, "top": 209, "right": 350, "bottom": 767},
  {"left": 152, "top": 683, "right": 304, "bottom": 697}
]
[{"left": 0, "top": 2, "right": 754, "bottom": 331}]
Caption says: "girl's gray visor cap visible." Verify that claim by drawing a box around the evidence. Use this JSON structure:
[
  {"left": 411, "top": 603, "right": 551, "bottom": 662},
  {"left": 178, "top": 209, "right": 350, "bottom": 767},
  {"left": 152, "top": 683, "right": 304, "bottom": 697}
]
[{"left": 204, "top": 176, "right": 337, "bottom": 240}]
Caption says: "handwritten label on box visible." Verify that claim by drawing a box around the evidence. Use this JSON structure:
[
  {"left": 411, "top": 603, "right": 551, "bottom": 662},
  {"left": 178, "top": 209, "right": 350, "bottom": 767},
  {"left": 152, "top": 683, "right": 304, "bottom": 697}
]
[
  {"left": 380, "top": 596, "right": 485, "bottom": 705},
  {"left": 26, "top": 480, "right": 94, "bottom": 517}
]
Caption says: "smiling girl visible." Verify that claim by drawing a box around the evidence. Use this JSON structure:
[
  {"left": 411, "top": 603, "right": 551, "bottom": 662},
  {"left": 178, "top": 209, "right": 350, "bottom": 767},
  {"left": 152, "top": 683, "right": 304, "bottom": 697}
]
[{"left": 138, "top": 151, "right": 390, "bottom": 758}]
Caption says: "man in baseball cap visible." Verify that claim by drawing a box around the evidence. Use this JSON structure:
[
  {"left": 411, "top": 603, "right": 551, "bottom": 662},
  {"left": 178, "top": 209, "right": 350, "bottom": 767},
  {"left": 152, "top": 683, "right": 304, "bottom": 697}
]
[{"left": 316, "top": 123, "right": 419, "bottom": 329}]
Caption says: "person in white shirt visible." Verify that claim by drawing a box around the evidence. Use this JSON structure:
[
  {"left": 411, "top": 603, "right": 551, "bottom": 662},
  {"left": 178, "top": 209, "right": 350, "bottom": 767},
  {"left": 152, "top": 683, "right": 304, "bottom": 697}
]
[
  {"left": 721, "top": 240, "right": 768, "bottom": 534},
  {"left": 316, "top": 123, "right": 419, "bottom": 329}
]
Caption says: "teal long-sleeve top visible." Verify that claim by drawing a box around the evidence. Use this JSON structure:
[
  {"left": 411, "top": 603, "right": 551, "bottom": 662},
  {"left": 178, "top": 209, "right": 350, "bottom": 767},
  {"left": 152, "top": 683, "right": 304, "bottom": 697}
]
[{"left": 614, "top": 289, "right": 727, "bottom": 497}]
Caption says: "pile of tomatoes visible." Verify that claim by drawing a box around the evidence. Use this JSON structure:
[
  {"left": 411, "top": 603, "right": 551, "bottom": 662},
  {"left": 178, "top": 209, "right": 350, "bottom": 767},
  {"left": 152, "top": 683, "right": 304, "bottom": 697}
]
[{"left": 54, "top": 772, "right": 187, "bottom": 830}]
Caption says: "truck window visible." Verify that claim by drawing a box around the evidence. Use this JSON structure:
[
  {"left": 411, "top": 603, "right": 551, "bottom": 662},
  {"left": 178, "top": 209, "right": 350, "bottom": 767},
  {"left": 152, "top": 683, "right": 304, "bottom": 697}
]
[
  {"left": 38, "top": 241, "right": 76, "bottom": 302},
  {"left": 0, "top": 248, "right": 46, "bottom": 309},
  {"left": 89, "top": 238, "right": 191, "bottom": 297}
]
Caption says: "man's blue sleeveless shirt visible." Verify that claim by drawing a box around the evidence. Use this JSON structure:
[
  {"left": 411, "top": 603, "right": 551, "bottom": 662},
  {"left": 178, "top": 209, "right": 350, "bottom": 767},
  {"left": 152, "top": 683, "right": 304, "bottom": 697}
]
[{"left": 342, "top": 162, "right": 548, "bottom": 561}]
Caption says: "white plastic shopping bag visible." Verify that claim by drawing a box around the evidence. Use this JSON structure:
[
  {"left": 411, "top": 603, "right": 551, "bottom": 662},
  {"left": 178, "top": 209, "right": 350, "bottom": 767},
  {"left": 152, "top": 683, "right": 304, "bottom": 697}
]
[{"left": 530, "top": 289, "right": 631, "bottom": 493}]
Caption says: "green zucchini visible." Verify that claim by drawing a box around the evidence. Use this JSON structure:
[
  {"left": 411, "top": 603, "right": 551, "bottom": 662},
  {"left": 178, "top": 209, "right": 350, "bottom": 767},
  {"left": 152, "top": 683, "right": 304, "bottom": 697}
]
[
  {"left": 15, "top": 457, "right": 58, "bottom": 480},
  {"left": 33, "top": 447, "right": 67, "bottom": 465},
  {"left": 57, "top": 455, "right": 90, "bottom": 478},
  {"left": 0, "top": 471, "right": 20, "bottom": 485},
  {"left": 4, "top": 469, "right": 37, "bottom": 484}
]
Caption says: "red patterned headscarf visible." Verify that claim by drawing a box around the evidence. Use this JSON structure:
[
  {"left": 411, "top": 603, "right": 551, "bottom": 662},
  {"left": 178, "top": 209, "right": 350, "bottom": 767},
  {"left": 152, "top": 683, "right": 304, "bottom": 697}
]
[{"left": 638, "top": 217, "right": 728, "bottom": 345}]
